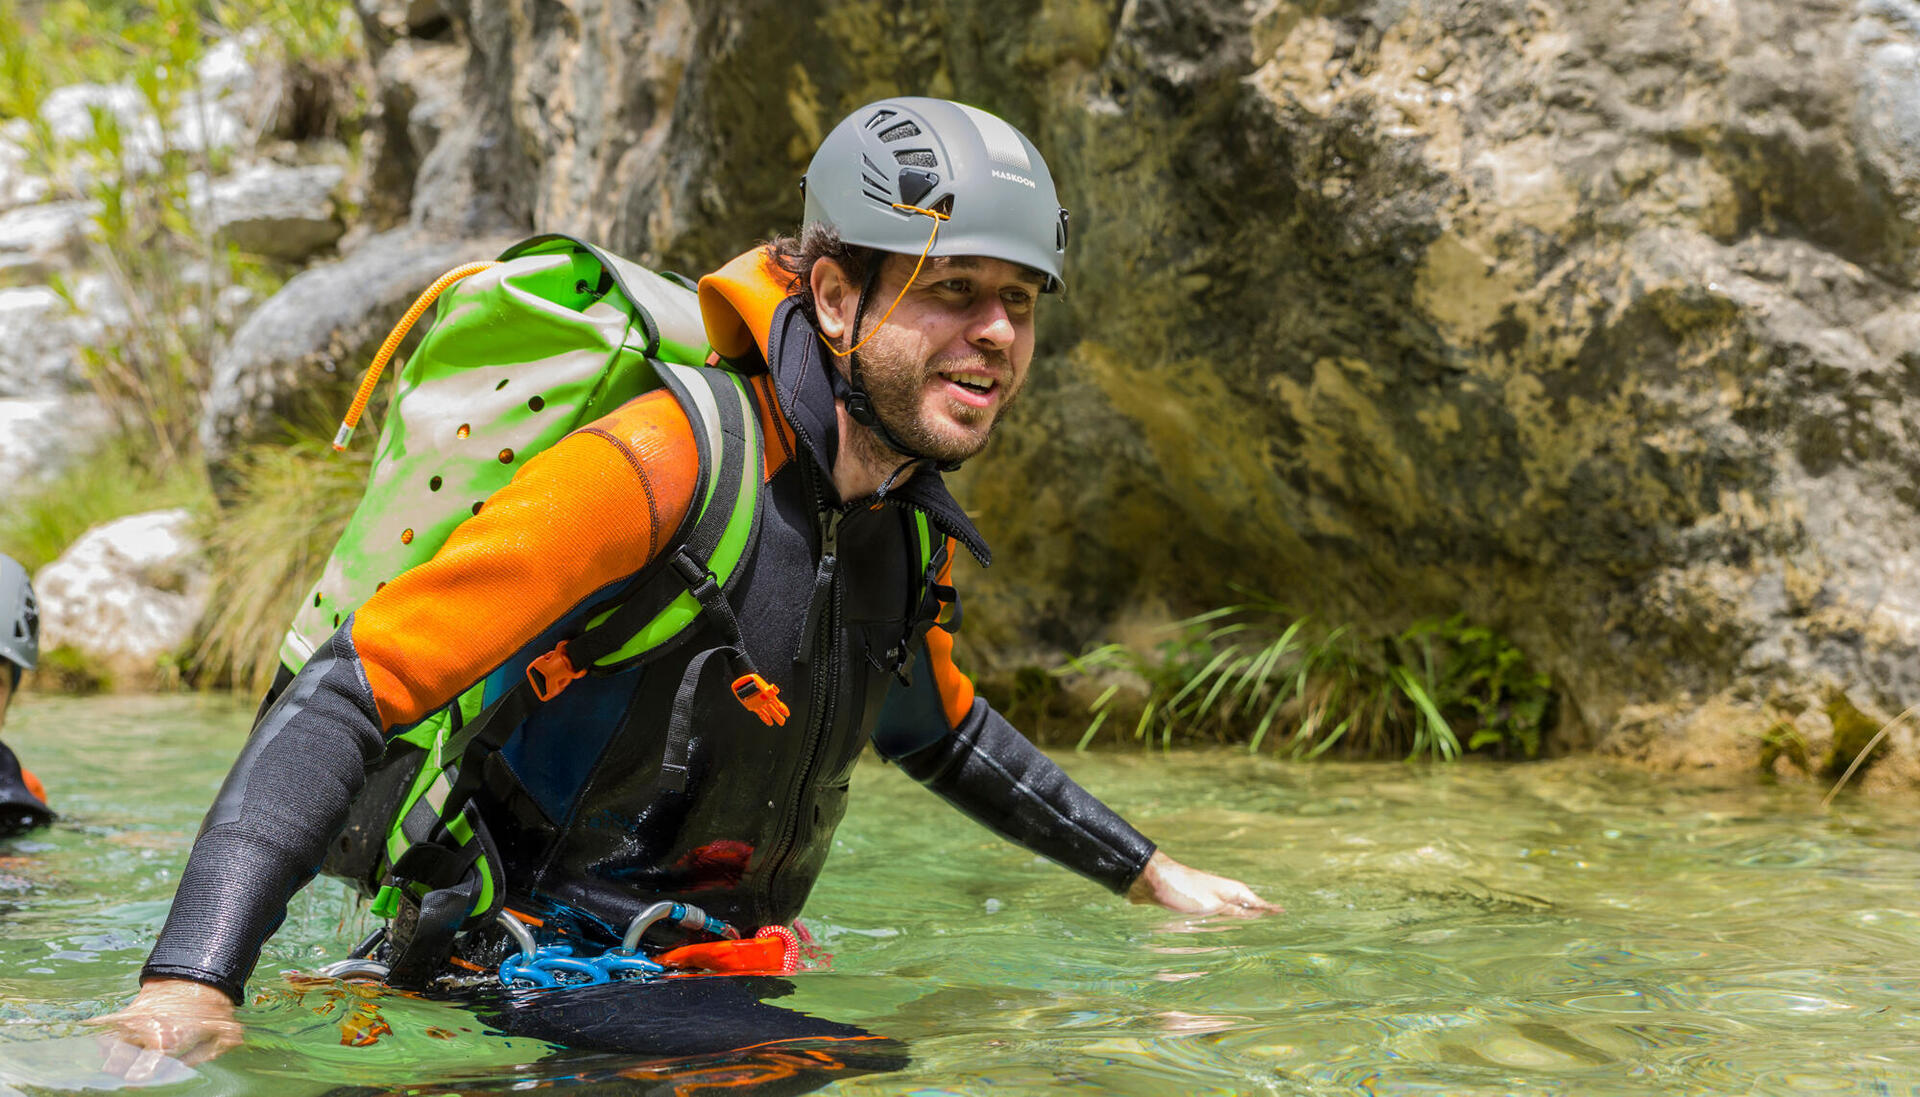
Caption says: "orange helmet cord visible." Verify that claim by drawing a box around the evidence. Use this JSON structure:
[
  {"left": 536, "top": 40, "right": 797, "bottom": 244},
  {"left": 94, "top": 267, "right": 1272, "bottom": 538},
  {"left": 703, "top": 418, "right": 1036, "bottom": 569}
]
[
  {"left": 332, "top": 261, "right": 498, "bottom": 451},
  {"left": 818, "top": 203, "right": 950, "bottom": 360}
]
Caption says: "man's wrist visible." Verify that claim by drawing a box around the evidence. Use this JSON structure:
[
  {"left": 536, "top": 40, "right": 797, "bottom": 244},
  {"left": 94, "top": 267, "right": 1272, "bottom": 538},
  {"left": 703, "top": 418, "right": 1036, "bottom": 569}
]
[
  {"left": 1125, "top": 849, "right": 1172, "bottom": 903},
  {"left": 138, "top": 970, "right": 241, "bottom": 1007}
]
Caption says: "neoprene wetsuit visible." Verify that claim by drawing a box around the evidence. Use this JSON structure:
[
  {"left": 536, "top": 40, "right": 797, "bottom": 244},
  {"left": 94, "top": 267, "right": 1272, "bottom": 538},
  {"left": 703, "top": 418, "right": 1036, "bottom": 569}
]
[{"left": 144, "top": 248, "right": 1156, "bottom": 1001}]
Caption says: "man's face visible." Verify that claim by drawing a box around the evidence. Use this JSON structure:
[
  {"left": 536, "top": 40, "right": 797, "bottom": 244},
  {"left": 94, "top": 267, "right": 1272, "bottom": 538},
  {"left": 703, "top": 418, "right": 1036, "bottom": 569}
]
[
  {"left": 846, "top": 254, "right": 1045, "bottom": 465},
  {"left": 0, "top": 668, "right": 11, "bottom": 725}
]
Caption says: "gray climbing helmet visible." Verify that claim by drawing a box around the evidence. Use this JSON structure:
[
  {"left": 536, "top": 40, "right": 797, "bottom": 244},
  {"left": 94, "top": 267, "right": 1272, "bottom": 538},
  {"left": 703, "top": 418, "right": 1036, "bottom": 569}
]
[
  {"left": 0, "top": 554, "right": 36, "bottom": 676},
  {"left": 802, "top": 96, "right": 1070, "bottom": 291}
]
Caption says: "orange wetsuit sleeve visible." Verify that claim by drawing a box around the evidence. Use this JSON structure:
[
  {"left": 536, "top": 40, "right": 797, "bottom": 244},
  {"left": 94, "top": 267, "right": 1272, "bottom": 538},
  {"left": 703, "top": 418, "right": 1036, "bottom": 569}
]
[
  {"left": 921, "top": 538, "right": 975, "bottom": 727},
  {"left": 351, "top": 390, "right": 701, "bottom": 731}
]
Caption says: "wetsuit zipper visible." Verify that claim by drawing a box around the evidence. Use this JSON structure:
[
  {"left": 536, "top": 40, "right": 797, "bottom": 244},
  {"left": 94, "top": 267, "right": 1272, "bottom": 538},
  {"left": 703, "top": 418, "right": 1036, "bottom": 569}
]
[{"left": 758, "top": 478, "right": 846, "bottom": 925}]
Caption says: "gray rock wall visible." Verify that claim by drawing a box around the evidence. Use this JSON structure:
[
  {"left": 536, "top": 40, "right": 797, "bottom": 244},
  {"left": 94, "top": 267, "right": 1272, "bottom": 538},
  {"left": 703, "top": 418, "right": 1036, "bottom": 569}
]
[{"left": 235, "top": 0, "right": 1920, "bottom": 773}]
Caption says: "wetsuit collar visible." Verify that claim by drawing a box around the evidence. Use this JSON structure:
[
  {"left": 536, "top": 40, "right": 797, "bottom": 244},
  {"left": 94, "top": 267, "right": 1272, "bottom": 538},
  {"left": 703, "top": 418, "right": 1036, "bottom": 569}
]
[{"left": 698, "top": 248, "right": 993, "bottom": 567}]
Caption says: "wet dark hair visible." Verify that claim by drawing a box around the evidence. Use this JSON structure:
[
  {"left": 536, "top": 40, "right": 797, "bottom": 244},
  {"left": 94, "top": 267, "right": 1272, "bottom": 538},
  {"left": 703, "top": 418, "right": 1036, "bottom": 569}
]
[{"left": 766, "top": 223, "right": 879, "bottom": 326}]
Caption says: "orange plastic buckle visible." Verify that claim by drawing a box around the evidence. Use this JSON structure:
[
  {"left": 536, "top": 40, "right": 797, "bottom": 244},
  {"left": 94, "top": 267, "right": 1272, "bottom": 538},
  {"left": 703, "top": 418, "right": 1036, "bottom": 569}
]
[
  {"left": 527, "top": 641, "right": 586, "bottom": 702},
  {"left": 731, "top": 674, "right": 790, "bottom": 726},
  {"left": 655, "top": 926, "right": 800, "bottom": 975}
]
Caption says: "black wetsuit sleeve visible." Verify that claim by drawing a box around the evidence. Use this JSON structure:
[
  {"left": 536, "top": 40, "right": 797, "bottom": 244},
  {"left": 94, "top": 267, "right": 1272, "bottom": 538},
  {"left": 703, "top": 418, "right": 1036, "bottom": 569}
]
[
  {"left": 872, "top": 660, "right": 1156, "bottom": 895},
  {"left": 142, "top": 620, "right": 385, "bottom": 1002}
]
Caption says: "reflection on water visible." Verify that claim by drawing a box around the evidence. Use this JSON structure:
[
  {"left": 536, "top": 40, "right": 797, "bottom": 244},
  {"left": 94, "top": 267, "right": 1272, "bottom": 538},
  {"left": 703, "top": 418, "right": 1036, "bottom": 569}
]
[{"left": 2, "top": 695, "right": 1919, "bottom": 1094}]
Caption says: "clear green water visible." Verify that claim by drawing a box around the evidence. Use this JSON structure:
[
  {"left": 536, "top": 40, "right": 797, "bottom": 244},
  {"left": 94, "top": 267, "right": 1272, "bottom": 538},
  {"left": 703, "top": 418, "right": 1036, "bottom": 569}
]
[{"left": 2, "top": 694, "right": 1919, "bottom": 1095}]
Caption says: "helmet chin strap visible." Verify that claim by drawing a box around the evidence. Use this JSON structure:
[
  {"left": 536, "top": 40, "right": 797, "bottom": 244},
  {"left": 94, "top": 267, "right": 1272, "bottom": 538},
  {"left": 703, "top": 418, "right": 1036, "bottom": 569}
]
[{"left": 831, "top": 260, "right": 962, "bottom": 483}]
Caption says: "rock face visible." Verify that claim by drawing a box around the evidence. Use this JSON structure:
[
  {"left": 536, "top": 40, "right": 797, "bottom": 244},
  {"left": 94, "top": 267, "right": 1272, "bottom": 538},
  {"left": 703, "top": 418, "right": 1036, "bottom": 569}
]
[
  {"left": 234, "top": 1, "right": 1920, "bottom": 774},
  {"left": 33, "top": 509, "right": 210, "bottom": 689}
]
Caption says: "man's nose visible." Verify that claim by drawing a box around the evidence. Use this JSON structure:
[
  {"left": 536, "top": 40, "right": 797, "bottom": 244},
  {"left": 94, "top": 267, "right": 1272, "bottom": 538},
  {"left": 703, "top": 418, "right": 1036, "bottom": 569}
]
[{"left": 969, "top": 300, "right": 1015, "bottom": 350}]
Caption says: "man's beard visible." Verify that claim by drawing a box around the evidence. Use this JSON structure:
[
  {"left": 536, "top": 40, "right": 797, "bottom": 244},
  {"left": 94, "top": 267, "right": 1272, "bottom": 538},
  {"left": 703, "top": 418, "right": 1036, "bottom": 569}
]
[{"left": 846, "top": 332, "right": 1021, "bottom": 468}]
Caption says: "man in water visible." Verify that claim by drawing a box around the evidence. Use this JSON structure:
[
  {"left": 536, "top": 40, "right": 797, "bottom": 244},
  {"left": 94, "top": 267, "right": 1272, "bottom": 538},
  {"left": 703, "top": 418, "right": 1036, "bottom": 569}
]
[
  {"left": 103, "top": 97, "right": 1277, "bottom": 1063},
  {"left": 0, "top": 554, "right": 54, "bottom": 837}
]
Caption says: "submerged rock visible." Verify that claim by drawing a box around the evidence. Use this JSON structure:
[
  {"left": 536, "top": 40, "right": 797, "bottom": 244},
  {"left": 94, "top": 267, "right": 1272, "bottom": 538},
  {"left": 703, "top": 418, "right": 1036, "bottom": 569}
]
[{"left": 33, "top": 509, "right": 210, "bottom": 690}]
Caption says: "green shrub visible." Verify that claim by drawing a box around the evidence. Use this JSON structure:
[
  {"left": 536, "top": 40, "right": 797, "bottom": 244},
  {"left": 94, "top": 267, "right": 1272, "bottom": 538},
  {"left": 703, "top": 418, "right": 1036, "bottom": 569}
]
[
  {"left": 1058, "top": 598, "right": 1555, "bottom": 761},
  {"left": 2, "top": 0, "right": 361, "bottom": 464}
]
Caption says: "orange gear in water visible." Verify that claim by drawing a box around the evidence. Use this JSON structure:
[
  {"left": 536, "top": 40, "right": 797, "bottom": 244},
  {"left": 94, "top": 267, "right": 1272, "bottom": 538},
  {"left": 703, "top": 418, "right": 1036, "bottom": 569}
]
[
  {"left": 656, "top": 925, "right": 800, "bottom": 975},
  {"left": 19, "top": 768, "right": 45, "bottom": 806}
]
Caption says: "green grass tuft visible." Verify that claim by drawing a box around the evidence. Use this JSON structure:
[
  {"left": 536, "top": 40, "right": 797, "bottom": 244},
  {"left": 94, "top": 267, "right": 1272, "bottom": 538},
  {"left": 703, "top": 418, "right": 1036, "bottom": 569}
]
[
  {"left": 1057, "top": 596, "right": 1555, "bottom": 762},
  {"left": 193, "top": 430, "right": 370, "bottom": 695}
]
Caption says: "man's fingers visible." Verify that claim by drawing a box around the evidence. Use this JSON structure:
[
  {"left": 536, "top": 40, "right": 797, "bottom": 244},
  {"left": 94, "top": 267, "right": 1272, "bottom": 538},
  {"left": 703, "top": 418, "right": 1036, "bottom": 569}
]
[
  {"left": 126, "top": 1046, "right": 169, "bottom": 1084},
  {"left": 99, "top": 1035, "right": 138, "bottom": 1077}
]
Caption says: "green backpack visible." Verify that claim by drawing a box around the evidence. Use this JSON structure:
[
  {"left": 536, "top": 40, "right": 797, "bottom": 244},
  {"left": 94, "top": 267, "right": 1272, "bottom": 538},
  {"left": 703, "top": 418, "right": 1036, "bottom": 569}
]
[{"left": 283, "top": 234, "right": 780, "bottom": 983}]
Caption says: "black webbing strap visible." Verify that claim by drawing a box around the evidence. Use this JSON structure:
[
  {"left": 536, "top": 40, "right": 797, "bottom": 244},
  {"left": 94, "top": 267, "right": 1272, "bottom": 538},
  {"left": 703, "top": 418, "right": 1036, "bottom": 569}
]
[{"left": 386, "top": 874, "right": 480, "bottom": 988}]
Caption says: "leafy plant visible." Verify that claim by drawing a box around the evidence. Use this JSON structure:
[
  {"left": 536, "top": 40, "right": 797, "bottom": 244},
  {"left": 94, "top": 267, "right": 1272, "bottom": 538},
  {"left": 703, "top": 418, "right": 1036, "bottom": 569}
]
[{"left": 1059, "top": 598, "right": 1555, "bottom": 762}]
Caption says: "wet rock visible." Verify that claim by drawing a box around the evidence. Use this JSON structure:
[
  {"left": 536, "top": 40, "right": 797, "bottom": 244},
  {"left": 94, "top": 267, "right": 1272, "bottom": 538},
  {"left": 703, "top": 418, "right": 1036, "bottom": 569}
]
[
  {"left": 194, "top": 163, "right": 346, "bottom": 260},
  {"left": 197, "top": 228, "right": 518, "bottom": 462},
  {"left": 33, "top": 509, "right": 210, "bottom": 690},
  {"left": 0, "top": 395, "right": 109, "bottom": 494}
]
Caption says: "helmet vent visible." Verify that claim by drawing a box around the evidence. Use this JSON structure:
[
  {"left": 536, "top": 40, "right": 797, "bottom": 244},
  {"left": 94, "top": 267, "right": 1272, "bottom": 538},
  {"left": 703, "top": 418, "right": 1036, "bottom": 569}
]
[
  {"left": 863, "top": 109, "right": 897, "bottom": 129},
  {"left": 878, "top": 121, "right": 922, "bottom": 142},
  {"left": 892, "top": 149, "right": 938, "bottom": 168}
]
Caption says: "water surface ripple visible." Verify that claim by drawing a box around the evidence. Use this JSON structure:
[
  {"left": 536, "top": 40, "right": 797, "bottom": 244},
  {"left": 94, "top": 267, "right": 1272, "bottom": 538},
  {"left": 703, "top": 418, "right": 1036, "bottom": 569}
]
[{"left": 1, "top": 696, "right": 1916, "bottom": 1094}]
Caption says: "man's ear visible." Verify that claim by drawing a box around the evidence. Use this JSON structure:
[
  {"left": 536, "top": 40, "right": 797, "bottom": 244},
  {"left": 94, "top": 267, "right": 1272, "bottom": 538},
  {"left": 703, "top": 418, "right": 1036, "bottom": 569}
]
[{"left": 810, "top": 258, "right": 859, "bottom": 349}]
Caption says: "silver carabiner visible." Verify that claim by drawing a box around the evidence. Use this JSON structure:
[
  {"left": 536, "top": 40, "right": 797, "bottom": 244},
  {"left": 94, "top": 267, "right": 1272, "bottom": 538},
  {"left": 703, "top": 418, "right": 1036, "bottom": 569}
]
[
  {"left": 496, "top": 908, "right": 540, "bottom": 961},
  {"left": 315, "top": 957, "right": 392, "bottom": 981}
]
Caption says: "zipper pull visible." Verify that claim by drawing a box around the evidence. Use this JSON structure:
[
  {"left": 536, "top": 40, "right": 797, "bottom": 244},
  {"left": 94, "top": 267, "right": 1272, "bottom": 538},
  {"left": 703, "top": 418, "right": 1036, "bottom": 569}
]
[{"left": 795, "top": 507, "right": 842, "bottom": 665}]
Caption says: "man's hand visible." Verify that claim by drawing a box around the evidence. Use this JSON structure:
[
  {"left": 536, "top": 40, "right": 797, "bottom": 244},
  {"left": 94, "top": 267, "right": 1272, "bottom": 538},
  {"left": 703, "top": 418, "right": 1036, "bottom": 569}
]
[
  {"left": 90, "top": 978, "right": 242, "bottom": 1075},
  {"left": 1127, "top": 851, "right": 1280, "bottom": 916}
]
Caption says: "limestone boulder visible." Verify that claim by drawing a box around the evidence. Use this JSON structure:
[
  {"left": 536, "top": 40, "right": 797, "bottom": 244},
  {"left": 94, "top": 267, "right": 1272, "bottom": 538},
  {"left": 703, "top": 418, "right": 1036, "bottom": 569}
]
[
  {"left": 0, "top": 135, "right": 50, "bottom": 216},
  {"left": 197, "top": 228, "right": 519, "bottom": 462},
  {"left": 33, "top": 509, "right": 210, "bottom": 689},
  {"left": 0, "top": 287, "right": 82, "bottom": 397},
  {"left": 194, "top": 162, "right": 347, "bottom": 261},
  {"left": 0, "top": 394, "right": 110, "bottom": 496},
  {"left": 0, "top": 200, "right": 97, "bottom": 285}
]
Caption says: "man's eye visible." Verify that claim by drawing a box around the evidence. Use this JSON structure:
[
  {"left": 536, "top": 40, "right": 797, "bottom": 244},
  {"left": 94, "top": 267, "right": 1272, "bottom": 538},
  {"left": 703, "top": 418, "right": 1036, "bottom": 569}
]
[{"left": 940, "top": 279, "right": 973, "bottom": 295}]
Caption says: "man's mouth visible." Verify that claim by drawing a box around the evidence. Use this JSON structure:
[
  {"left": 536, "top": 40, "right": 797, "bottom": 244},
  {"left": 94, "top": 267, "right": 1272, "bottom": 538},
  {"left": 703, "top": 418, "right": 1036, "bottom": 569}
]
[{"left": 937, "top": 369, "right": 998, "bottom": 397}]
